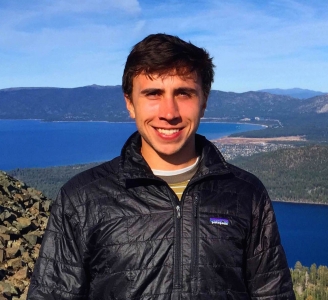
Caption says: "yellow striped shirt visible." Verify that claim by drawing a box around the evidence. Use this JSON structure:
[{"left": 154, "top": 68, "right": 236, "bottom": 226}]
[
  {"left": 153, "top": 158, "right": 200, "bottom": 200},
  {"left": 169, "top": 180, "right": 190, "bottom": 200}
]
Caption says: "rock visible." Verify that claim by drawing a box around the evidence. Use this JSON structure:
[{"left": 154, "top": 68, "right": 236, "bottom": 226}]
[
  {"left": 0, "top": 170, "right": 52, "bottom": 299},
  {"left": 32, "top": 201, "right": 40, "bottom": 210},
  {"left": 13, "top": 267, "right": 28, "bottom": 281},
  {"left": 0, "top": 233, "right": 10, "bottom": 241},
  {"left": 0, "top": 280, "right": 19, "bottom": 295},
  {"left": 7, "top": 257, "right": 22, "bottom": 270},
  {"left": 30, "top": 219, "right": 39, "bottom": 230},
  {"left": 0, "top": 225, "right": 10, "bottom": 234},
  {"left": 21, "top": 252, "right": 33, "bottom": 264},
  {"left": 5, "top": 246, "right": 20, "bottom": 259},
  {"left": 41, "top": 200, "right": 51, "bottom": 212},
  {"left": 12, "top": 240, "right": 22, "bottom": 248},
  {"left": 0, "top": 209, "right": 15, "bottom": 222},
  {"left": 13, "top": 193, "right": 23, "bottom": 202},
  {"left": 23, "top": 234, "right": 38, "bottom": 246},
  {"left": 14, "top": 217, "right": 31, "bottom": 231},
  {"left": 0, "top": 249, "right": 4, "bottom": 263},
  {"left": 0, "top": 224, "right": 19, "bottom": 235},
  {"left": 9, "top": 279, "right": 25, "bottom": 294}
]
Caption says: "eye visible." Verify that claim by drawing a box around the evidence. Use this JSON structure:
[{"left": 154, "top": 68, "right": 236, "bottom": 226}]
[
  {"left": 177, "top": 91, "right": 191, "bottom": 98},
  {"left": 148, "top": 91, "right": 160, "bottom": 96},
  {"left": 145, "top": 90, "right": 161, "bottom": 99}
]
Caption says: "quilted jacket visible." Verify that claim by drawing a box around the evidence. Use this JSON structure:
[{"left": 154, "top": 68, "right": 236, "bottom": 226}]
[{"left": 28, "top": 132, "right": 295, "bottom": 299}]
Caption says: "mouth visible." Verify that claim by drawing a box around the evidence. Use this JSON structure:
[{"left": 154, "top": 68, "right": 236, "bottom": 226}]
[{"left": 156, "top": 128, "right": 181, "bottom": 136}]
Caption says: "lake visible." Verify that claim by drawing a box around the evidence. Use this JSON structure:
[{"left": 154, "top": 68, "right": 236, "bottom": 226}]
[
  {"left": 0, "top": 119, "right": 327, "bottom": 268},
  {"left": 273, "top": 202, "right": 328, "bottom": 268},
  {"left": 0, "top": 119, "right": 263, "bottom": 170}
]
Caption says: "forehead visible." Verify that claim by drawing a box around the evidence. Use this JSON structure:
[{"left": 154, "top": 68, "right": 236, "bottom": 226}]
[{"left": 132, "top": 71, "right": 201, "bottom": 88}]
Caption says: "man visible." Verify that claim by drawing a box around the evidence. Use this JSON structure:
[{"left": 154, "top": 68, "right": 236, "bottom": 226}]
[{"left": 28, "top": 34, "right": 295, "bottom": 299}]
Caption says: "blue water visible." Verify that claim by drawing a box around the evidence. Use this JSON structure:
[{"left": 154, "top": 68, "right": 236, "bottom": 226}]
[
  {"left": 0, "top": 119, "right": 327, "bottom": 268},
  {"left": 0, "top": 120, "right": 263, "bottom": 170},
  {"left": 273, "top": 202, "right": 328, "bottom": 268}
]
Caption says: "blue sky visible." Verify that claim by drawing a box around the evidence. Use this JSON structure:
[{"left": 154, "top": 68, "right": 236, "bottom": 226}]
[{"left": 1, "top": 0, "right": 327, "bottom": 92}]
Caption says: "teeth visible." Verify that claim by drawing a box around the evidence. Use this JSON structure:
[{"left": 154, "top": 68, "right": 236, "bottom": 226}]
[{"left": 157, "top": 128, "right": 180, "bottom": 135}]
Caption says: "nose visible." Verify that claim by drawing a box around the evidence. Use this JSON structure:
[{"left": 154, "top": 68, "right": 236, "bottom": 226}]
[{"left": 158, "top": 96, "right": 180, "bottom": 121}]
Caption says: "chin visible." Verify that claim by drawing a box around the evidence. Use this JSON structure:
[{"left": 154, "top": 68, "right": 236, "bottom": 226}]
[{"left": 156, "top": 146, "right": 185, "bottom": 158}]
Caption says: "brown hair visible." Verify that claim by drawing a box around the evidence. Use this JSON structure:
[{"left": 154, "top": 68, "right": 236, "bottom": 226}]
[{"left": 122, "top": 33, "right": 215, "bottom": 99}]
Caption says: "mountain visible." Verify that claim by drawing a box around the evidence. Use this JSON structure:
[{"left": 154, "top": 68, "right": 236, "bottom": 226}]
[
  {"left": 206, "top": 90, "right": 299, "bottom": 119},
  {"left": 0, "top": 171, "right": 51, "bottom": 298},
  {"left": 0, "top": 86, "right": 302, "bottom": 122},
  {"left": 1, "top": 85, "right": 328, "bottom": 142},
  {"left": 258, "top": 88, "right": 327, "bottom": 99},
  {"left": 297, "top": 94, "right": 328, "bottom": 114},
  {"left": 0, "top": 85, "right": 128, "bottom": 121}
]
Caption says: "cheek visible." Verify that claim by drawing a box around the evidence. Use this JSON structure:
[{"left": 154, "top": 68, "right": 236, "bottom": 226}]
[{"left": 136, "top": 102, "right": 159, "bottom": 118}]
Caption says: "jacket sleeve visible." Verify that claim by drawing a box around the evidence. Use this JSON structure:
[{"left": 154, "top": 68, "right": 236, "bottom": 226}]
[
  {"left": 27, "top": 187, "right": 89, "bottom": 300},
  {"left": 246, "top": 188, "right": 295, "bottom": 299}
]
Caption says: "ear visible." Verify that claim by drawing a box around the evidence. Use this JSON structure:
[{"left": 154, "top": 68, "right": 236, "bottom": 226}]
[{"left": 124, "top": 94, "right": 135, "bottom": 119}]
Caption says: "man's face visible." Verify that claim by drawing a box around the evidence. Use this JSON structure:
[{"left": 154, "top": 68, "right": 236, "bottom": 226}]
[{"left": 125, "top": 72, "right": 207, "bottom": 169}]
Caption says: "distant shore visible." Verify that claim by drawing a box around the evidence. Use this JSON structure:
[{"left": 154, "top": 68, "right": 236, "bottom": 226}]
[
  {"left": 273, "top": 199, "right": 328, "bottom": 206},
  {"left": 212, "top": 135, "right": 306, "bottom": 144}
]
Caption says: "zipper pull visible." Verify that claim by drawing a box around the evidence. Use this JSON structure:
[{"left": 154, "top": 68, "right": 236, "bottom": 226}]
[
  {"left": 176, "top": 205, "right": 181, "bottom": 219},
  {"left": 193, "top": 194, "right": 199, "bottom": 218}
]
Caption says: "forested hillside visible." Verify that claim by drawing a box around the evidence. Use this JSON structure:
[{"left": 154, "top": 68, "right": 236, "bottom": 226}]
[
  {"left": 232, "top": 145, "right": 328, "bottom": 204},
  {"left": 8, "top": 145, "right": 328, "bottom": 204},
  {"left": 9, "top": 163, "right": 101, "bottom": 200}
]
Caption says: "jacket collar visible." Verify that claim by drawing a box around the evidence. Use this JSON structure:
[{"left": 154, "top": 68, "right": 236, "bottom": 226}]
[{"left": 118, "top": 131, "right": 232, "bottom": 187}]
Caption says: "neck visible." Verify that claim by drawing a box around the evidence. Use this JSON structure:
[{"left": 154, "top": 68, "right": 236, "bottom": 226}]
[
  {"left": 141, "top": 143, "right": 198, "bottom": 171},
  {"left": 148, "top": 154, "right": 198, "bottom": 171}
]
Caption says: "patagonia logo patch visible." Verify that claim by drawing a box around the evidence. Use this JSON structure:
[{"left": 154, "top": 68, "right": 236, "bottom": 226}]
[{"left": 210, "top": 218, "right": 229, "bottom": 225}]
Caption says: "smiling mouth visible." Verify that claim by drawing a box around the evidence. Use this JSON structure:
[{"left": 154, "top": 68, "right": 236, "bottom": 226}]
[{"left": 156, "top": 128, "right": 181, "bottom": 136}]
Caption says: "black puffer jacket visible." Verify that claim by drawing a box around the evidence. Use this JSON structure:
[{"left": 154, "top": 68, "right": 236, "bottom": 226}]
[{"left": 28, "top": 132, "right": 295, "bottom": 299}]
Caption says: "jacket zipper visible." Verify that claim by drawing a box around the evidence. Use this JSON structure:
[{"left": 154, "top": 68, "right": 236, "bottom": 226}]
[
  {"left": 163, "top": 183, "right": 182, "bottom": 294},
  {"left": 191, "top": 193, "right": 200, "bottom": 294},
  {"left": 174, "top": 203, "right": 182, "bottom": 291},
  {"left": 176, "top": 205, "right": 181, "bottom": 218}
]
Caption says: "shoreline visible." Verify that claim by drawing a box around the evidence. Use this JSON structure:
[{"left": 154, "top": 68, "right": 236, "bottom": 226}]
[
  {"left": 201, "top": 118, "right": 268, "bottom": 128},
  {"left": 272, "top": 199, "right": 328, "bottom": 206},
  {"left": 0, "top": 118, "right": 136, "bottom": 124},
  {"left": 0, "top": 118, "right": 267, "bottom": 127},
  {"left": 212, "top": 135, "right": 306, "bottom": 144}
]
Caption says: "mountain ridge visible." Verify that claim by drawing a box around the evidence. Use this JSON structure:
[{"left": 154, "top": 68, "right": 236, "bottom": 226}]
[
  {"left": 1, "top": 85, "right": 328, "bottom": 142},
  {"left": 258, "top": 88, "right": 327, "bottom": 99}
]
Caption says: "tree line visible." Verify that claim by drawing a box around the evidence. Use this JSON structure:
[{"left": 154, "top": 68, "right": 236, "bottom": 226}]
[{"left": 291, "top": 261, "right": 328, "bottom": 300}]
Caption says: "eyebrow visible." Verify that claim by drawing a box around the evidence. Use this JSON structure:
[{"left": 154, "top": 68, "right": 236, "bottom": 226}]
[
  {"left": 140, "top": 87, "right": 198, "bottom": 95},
  {"left": 140, "top": 88, "right": 163, "bottom": 95},
  {"left": 174, "top": 87, "right": 198, "bottom": 95}
]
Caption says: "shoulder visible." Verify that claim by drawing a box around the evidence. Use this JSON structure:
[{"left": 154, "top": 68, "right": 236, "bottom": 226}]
[
  {"left": 60, "top": 156, "right": 121, "bottom": 199},
  {"left": 226, "top": 162, "right": 266, "bottom": 193},
  {"left": 223, "top": 163, "right": 270, "bottom": 210}
]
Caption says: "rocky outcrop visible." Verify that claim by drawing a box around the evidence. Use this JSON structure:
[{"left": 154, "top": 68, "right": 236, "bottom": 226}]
[{"left": 0, "top": 171, "right": 51, "bottom": 299}]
